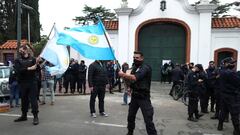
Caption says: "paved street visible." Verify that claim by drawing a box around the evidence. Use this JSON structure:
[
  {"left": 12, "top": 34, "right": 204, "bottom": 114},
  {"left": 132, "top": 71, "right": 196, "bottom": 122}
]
[{"left": 0, "top": 83, "right": 233, "bottom": 135}]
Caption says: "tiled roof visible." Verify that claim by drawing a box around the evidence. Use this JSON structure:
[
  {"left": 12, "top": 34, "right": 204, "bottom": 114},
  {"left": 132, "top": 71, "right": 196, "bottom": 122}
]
[
  {"left": 102, "top": 17, "right": 240, "bottom": 30},
  {"left": 103, "top": 21, "right": 118, "bottom": 30},
  {"left": 212, "top": 17, "right": 240, "bottom": 28},
  {"left": 0, "top": 40, "right": 29, "bottom": 50}
]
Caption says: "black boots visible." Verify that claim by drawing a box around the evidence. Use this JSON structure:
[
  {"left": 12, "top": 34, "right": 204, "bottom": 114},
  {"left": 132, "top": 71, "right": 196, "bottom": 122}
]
[
  {"left": 233, "top": 124, "right": 240, "bottom": 135},
  {"left": 195, "top": 113, "right": 204, "bottom": 119},
  {"left": 126, "top": 131, "right": 133, "bottom": 135},
  {"left": 33, "top": 114, "right": 39, "bottom": 125},
  {"left": 217, "top": 122, "right": 223, "bottom": 131},
  {"left": 211, "top": 114, "right": 218, "bottom": 119},
  {"left": 14, "top": 115, "right": 27, "bottom": 122},
  {"left": 14, "top": 113, "right": 27, "bottom": 122}
]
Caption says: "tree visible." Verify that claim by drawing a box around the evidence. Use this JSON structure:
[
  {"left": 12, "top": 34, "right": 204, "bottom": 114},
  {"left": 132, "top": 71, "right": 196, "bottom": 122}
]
[
  {"left": 191, "top": 0, "right": 240, "bottom": 18},
  {"left": 0, "top": 0, "right": 16, "bottom": 44},
  {"left": 32, "top": 35, "right": 48, "bottom": 57},
  {"left": 21, "top": 0, "right": 41, "bottom": 42},
  {"left": 73, "top": 5, "right": 117, "bottom": 25},
  {"left": 0, "top": 0, "right": 41, "bottom": 44}
]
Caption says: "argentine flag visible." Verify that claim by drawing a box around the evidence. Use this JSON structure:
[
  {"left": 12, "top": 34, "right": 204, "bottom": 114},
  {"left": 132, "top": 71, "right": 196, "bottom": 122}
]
[
  {"left": 40, "top": 27, "right": 70, "bottom": 75},
  {"left": 56, "top": 21, "right": 115, "bottom": 60}
]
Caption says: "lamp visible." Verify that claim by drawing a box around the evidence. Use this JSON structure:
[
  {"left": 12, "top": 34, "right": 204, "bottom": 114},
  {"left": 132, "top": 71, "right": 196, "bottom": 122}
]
[{"left": 160, "top": 0, "right": 166, "bottom": 11}]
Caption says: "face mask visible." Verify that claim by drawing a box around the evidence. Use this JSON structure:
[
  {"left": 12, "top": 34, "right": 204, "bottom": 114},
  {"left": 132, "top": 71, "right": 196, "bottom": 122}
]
[
  {"left": 134, "top": 59, "right": 143, "bottom": 67},
  {"left": 227, "top": 64, "right": 235, "bottom": 70}
]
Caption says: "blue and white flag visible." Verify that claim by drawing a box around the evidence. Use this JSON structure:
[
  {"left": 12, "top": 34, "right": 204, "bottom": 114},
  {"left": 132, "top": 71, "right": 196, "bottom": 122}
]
[
  {"left": 56, "top": 21, "right": 115, "bottom": 60},
  {"left": 40, "top": 27, "right": 69, "bottom": 75}
]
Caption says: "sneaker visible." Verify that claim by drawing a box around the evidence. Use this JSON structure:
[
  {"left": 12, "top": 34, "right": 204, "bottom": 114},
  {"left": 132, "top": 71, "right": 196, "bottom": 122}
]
[
  {"left": 50, "top": 102, "right": 54, "bottom": 105},
  {"left": 91, "top": 113, "right": 97, "bottom": 118},
  {"left": 100, "top": 112, "right": 108, "bottom": 117},
  {"left": 15, "top": 104, "right": 20, "bottom": 107}
]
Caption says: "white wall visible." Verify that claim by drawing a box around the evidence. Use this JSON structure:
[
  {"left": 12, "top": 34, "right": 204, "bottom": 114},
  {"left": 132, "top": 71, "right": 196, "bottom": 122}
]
[
  {"left": 211, "top": 29, "right": 240, "bottom": 70},
  {"left": 127, "top": 0, "right": 200, "bottom": 66}
]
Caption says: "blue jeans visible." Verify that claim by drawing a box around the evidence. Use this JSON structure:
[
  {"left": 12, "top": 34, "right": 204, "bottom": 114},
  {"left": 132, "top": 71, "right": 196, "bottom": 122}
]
[
  {"left": 123, "top": 92, "right": 128, "bottom": 104},
  {"left": 10, "top": 81, "right": 19, "bottom": 106},
  {"left": 42, "top": 79, "right": 55, "bottom": 103}
]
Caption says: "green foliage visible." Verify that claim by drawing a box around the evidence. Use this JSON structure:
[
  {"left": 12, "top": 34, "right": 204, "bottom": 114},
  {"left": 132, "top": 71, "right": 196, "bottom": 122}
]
[
  {"left": 73, "top": 5, "right": 117, "bottom": 25},
  {"left": 32, "top": 35, "right": 48, "bottom": 57},
  {"left": 0, "top": 0, "right": 41, "bottom": 44},
  {"left": 191, "top": 0, "right": 240, "bottom": 18}
]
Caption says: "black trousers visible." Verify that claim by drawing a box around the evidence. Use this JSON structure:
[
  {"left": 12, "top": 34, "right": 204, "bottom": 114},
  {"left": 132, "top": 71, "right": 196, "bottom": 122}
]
[
  {"left": 188, "top": 93, "right": 199, "bottom": 117},
  {"left": 219, "top": 94, "right": 240, "bottom": 127},
  {"left": 19, "top": 81, "right": 38, "bottom": 115},
  {"left": 89, "top": 86, "right": 105, "bottom": 113},
  {"left": 77, "top": 79, "right": 86, "bottom": 94},
  {"left": 63, "top": 77, "right": 70, "bottom": 93},
  {"left": 127, "top": 97, "right": 157, "bottom": 135},
  {"left": 70, "top": 76, "right": 77, "bottom": 93}
]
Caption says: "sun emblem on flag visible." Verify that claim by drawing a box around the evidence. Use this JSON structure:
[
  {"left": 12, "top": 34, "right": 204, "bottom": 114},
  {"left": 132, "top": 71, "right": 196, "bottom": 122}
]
[
  {"left": 64, "top": 58, "right": 69, "bottom": 66},
  {"left": 88, "top": 35, "right": 99, "bottom": 45}
]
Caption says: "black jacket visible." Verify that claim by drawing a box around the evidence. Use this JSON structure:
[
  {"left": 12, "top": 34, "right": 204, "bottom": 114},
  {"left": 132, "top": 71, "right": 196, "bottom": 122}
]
[
  {"left": 171, "top": 67, "right": 184, "bottom": 82},
  {"left": 78, "top": 64, "right": 87, "bottom": 79},
  {"left": 130, "top": 63, "right": 152, "bottom": 99},
  {"left": 14, "top": 56, "right": 37, "bottom": 83},
  {"left": 88, "top": 61, "right": 108, "bottom": 87},
  {"left": 220, "top": 69, "right": 240, "bottom": 95}
]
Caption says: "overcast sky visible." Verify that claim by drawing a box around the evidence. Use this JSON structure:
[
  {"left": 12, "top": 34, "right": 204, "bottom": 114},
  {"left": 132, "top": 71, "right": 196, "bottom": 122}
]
[{"left": 39, "top": 0, "right": 238, "bottom": 35}]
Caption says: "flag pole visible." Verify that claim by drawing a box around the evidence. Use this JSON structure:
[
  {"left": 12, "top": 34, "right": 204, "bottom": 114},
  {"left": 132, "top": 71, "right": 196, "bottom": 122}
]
[
  {"left": 97, "top": 17, "right": 116, "bottom": 61},
  {"left": 39, "top": 23, "right": 56, "bottom": 55}
]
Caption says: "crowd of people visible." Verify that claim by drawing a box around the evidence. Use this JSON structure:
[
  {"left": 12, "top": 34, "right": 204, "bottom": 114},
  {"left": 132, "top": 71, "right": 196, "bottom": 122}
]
[
  {"left": 7, "top": 45, "right": 240, "bottom": 135},
  {"left": 168, "top": 58, "right": 240, "bottom": 135}
]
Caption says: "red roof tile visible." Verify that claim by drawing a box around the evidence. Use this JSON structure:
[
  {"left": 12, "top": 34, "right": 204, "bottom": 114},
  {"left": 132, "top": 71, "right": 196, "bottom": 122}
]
[
  {"left": 212, "top": 17, "right": 240, "bottom": 28},
  {"left": 103, "top": 17, "right": 240, "bottom": 30},
  {"left": 0, "top": 40, "right": 28, "bottom": 50},
  {"left": 103, "top": 21, "right": 118, "bottom": 30}
]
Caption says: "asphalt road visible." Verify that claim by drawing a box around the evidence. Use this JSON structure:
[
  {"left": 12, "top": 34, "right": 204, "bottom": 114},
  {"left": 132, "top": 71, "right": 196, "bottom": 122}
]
[{"left": 0, "top": 83, "right": 233, "bottom": 135}]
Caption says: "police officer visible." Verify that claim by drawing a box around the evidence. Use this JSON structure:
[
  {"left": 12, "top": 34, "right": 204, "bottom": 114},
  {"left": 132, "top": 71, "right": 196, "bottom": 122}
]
[
  {"left": 77, "top": 60, "right": 87, "bottom": 94},
  {"left": 169, "top": 63, "right": 184, "bottom": 96},
  {"left": 217, "top": 57, "right": 240, "bottom": 135},
  {"left": 205, "top": 61, "right": 218, "bottom": 112},
  {"left": 187, "top": 64, "right": 204, "bottom": 122},
  {"left": 14, "top": 45, "right": 40, "bottom": 125},
  {"left": 88, "top": 60, "right": 108, "bottom": 118},
  {"left": 119, "top": 51, "right": 157, "bottom": 135}
]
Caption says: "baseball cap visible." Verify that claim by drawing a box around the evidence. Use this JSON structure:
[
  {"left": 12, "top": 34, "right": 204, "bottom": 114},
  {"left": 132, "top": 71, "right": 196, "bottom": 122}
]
[{"left": 222, "top": 57, "right": 237, "bottom": 64}]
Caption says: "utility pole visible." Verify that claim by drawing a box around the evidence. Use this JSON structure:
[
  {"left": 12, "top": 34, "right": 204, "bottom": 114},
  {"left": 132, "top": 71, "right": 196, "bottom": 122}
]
[{"left": 17, "top": 0, "right": 22, "bottom": 58}]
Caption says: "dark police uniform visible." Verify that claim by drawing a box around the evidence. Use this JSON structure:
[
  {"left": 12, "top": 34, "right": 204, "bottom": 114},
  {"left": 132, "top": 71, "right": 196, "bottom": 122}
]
[
  {"left": 88, "top": 61, "right": 108, "bottom": 114},
  {"left": 128, "top": 63, "right": 157, "bottom": 135},
  {"left": 206, "top": 67, "right": 218, "bottom": 112},
  {"left": 187, "top": 70, "right": 203, "bottom": 121},
  {"left": 14, "top": 56, "right": 39, "bottom": 116},
  {"left": 218, "top": 67, "right": 240, "bottom": 134},
  {"left": 77, "top": 63, "right": 87, "bottom": 94}
]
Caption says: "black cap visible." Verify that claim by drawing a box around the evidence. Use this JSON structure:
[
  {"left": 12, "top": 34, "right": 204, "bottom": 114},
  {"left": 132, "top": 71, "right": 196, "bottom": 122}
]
[
  {"left": 222, "top": 57, "right": 237, "bottom": 64},
  {"left": 195, "top": 64, "right": 203, "bottom": 70}
]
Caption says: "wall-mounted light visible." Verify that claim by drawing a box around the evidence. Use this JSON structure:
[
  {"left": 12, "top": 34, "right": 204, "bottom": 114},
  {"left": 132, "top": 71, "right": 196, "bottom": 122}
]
[{"left": 160, "top": 0, "right": 166, "bottom": 11}]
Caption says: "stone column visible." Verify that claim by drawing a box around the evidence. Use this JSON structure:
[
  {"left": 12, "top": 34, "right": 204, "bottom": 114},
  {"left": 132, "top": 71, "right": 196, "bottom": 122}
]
[
  {"left": 196, "top": 1, "right": 217, "bottom": 68},
  {"left": 115, "top": 8, "right": 133, "bottom": 65}
]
